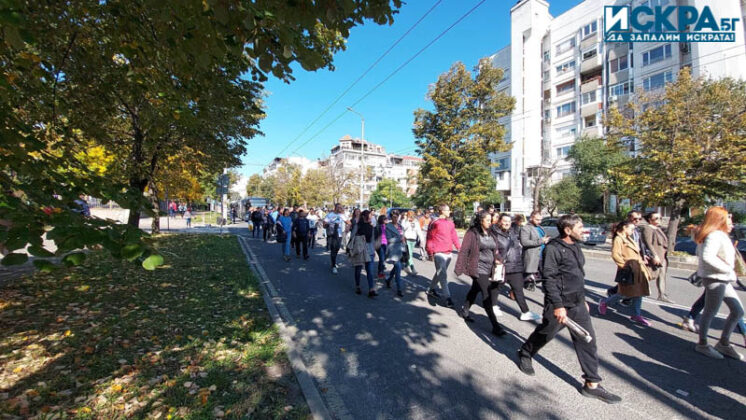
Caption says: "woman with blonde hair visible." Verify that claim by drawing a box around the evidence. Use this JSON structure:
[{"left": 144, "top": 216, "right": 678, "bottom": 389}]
[{"left": 693, "top": 207, "right": 744, "bottom": 360}]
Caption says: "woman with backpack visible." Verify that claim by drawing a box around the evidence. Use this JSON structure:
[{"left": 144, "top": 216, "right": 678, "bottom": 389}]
[
  {"left": 598, "top": 221, "right": 652, "bottom": 326},
  {"left": 349, "top": 210, "right": 378, "bottom": 298},
  {"left": 455, "top": 210, "right": 507, "bottom": 337}
]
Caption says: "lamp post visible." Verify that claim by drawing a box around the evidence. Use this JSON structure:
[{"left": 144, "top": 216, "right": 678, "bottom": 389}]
[{"left": 346, "top": 107, "right": 365, "bottom": 209}]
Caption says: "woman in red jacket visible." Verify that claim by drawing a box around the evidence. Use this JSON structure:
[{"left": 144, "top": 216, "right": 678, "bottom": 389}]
[{"left": 455, "top": 210, "right": 507, "bottom": 337}]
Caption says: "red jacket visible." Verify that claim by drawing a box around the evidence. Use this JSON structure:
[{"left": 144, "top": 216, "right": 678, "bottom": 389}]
[{"left": 426, "top": 218, "right": 460, "bottom": 255}]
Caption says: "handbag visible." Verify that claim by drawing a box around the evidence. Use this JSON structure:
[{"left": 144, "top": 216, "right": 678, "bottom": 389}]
[
  {"left": 687, "top": 271, "right": 703, "bottom": 287},
  {"left": 734, "top": 244, "right": 746, "bottom": 277},
  {"left": 491, "top": 263, "right": 505, "bottom": 283},
  {"left": 614, "top": 266, "right": 634, "bottom": 285}
]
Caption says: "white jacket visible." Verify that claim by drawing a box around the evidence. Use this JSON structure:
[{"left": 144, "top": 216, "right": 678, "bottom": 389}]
[
  {"left": 402, "top": 219, "right": 424, "bottom": 242},
  {"left": 697, "top": 230, "right": 736, "bottom": 282}
]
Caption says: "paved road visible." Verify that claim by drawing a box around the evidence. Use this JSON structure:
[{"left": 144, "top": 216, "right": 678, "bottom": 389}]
[{"left": 242, "top": 232, "right": 746, "bottom": 420}]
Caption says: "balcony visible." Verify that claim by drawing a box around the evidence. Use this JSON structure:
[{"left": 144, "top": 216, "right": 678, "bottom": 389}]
[
  {"left": 580, "top": 53, "right": 602, "bottom": 73},
  {"left": 581, "top": 102, "right": 601, "bottom": 118},
  {"left": 580, "top": 32, "right": 600, "bottom": 50},
  {"left": 580, "top": 75, "right": 601, "bottom": 94},
  {"left": 582, "top": 125, "right": 602, "bottom": 137}
]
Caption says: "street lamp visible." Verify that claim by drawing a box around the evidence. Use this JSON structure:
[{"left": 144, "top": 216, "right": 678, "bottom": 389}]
[{"left": 346, "top": 107, "right": 365, "bottom": 209}]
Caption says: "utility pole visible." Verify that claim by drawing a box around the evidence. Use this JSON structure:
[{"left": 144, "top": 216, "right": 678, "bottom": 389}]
[{"left": 346, "top": 107, "right": 365, "bottom": 209}]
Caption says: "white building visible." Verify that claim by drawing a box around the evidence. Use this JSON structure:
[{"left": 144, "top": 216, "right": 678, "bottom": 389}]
[
  {"left": 262, "top": 156, "right": 320, "bottom": 177},
  {"left": 323, "top": 135, "right": 422, "bottom": 205},
  {"left": 490, "top": 0, "right": 746, "bottom": 213}
]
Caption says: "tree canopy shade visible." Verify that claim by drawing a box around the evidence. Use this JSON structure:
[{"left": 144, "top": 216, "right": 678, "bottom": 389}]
[
  {"left": 605, "top": 68, "right": 746, "bottom": 249},
  {"left": 368, "top": 178, "right": 411, "bottom": 208},
  {"left": 412, "top": 59, "right": 515, "bottom": 211},
  {"left": 0, "top": 0, "right": 403, "bottom": 268}
]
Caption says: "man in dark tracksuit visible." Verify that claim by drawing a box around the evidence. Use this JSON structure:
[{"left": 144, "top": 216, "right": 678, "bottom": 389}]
[{"left": 517, "top": 214, "right": 622, "bottom": 404}]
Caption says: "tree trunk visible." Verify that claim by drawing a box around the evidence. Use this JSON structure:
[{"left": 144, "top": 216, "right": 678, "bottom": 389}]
[
  {"left": 666, "top": 200, "right": 686, "bottom": 251},
  {"left": 149, "top": 181, "right": 160, "bottom": 234},
  {"left": 126, "top": 177, "right": 148, "bottom": 227}
]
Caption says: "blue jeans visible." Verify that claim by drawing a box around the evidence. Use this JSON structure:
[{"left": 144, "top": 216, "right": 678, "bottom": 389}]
[
  {"left": 281, "top": 237, "right": 291, "bottom": 257},
  {"left": 606, "top": 294, "right": 643, "bottom": 317},
  {"left": 377, "top": 244, "right": 387, "bottom": 276},
  {"left": 387, "top": 260, "right": 402, "bottom": 290},
  {"left": 355, "top": 253, "right": 376, "bottom": 290}
]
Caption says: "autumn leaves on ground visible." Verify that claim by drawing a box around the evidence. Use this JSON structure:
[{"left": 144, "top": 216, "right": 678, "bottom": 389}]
[{"left": 0, "top": 235, "right": 309, "bottom": 419}]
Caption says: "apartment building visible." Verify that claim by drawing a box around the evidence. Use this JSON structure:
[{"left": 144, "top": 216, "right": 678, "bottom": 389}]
[
  {"left": 322, "top": 135, "right": 422, "bottom": 204},
  {"left": 490, "top": 0, "right": 746, "bottom": 213}
]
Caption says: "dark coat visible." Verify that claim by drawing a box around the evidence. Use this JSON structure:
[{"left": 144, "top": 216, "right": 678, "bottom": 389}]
[
  {"left": 493, "top": 225, "right": 523, "bottom": 274},
  {"left": 454, "top": 227, "right": 500, "bottom": 279},
  {"left": 541, "top": 237, "right": 587, "bottom": 310}
]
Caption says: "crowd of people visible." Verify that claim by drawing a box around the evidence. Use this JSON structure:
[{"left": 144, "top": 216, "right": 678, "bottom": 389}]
[{"left": 244, "top": 202, "right": 745, "bottom": 403}]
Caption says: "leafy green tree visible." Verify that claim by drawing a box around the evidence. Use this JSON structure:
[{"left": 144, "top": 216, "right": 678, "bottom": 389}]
[
  {"left": 369, "top": 179, "right": 410, "bottom": 208},
  {"left": 300, "top": 168, "right": 332, "bottom": 207},
  {"left": 542, "top": 176, "right": 581, "bottom": 217},
  {"left": 606, "top": 68, "right": 746, "bottom": 249},
  {"left": 567, "top": 136, "right": 628, "bottom": 214},
  {"left": 245, "top": 174, "right": 265, "bottom": 198},
  {"left": 413, "top": 59, "right": 515, "bottom": 211},
  {"left": 0, "top": 0, "right": 402, "bottom": 267},
  {"left": 272, "top": 165, "right": 303, "bottom": 207}
]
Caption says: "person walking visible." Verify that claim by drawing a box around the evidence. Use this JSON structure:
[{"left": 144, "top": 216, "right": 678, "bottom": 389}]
[
  {"left": 251, "top": 207, "right": 263, "bottom": 239},
  {"left": 385, "top": 210, "right": 406, "bottom": 297},
  {"left": 598, "top": 221, "right": 652, "bottom": 326},
  {"left": 292, "top": 209, "right": 311, "bottom": 260},
  {"left": 641, "top": 212, "right": 673, "bottom": 303},
  {"left": 606, "top": 210, "right": 652, "bottom": 303},
  {"left": 517, "top": 215, "right": 622, "bottom": 404},
  {"left": 276, "top": 209, "right": 293, "bottom": 262},
  {"left": 324, "top": 203, "right": 348, "bottom": 274},
  {"left": 520, "top": 210, "right": 550, "bottom": 292},
  {"left": 455, "top": 210, "right": 507, "bottom": 337},
  {"left": 184, "top": 208, "right": 192, "bottom": 228},
  {"left": 425, "top": 204, "right": 460, "bottom": 307},
  {"left": 681, "top": 289, "right": 746, "bottom": 347},
  {"left": 375, "top": 214, "right": 388, "bottom": 279},
  {"left": 307, "top": 208, "right": 319, "bottom": 249},
  {"left": 402, "top": 211, "right": 424, "bottom": 275},
  {"left": 692, "top": 207, "right": 744, "bottom": 360},
  {"left": 493, "top": 213, "right": 540, "bottom": 321},
  {"left": 263, "top": 208, "right": 273, "bottom": 241},
  {"left": 349, "top": 210, "right": 378, "bottom": 297}
]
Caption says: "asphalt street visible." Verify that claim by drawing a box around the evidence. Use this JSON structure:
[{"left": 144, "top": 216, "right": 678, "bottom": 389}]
[{"left": 249, "top": 230, "right": 744, "bottom": 419}]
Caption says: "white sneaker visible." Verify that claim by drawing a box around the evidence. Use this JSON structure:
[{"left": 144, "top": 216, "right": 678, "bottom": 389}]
[
  {"left": 695, "top": 344, "right": 724, "bottom": 359},
  {"left": 492, "top": 306, "right": 504, "bottom": 317},
  {"left": 332, "top": 267, "right": 338, "bottom": 274},
  {"left": 681, "top": 317, "right": 699, "bottom": 333},
  {"left": 520, "top": 311, "right": 542, "bottom": 322},
  {"left": 715, "top": 342, "right": 744, "bottom": 360}
]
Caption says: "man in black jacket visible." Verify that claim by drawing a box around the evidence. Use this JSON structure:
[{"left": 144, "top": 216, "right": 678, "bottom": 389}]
[{"left": 517, "top": 214, "right": 622, "bottom": 404}]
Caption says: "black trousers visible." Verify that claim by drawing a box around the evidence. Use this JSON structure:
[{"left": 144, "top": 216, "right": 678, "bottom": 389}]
[
  {"left": 252, "top": 222, "right": 262, "bottom": 238},
  {"left": 295, "top": 235, "right": 309, "bottom": 257},
  {"left": 263, "top": 223, "right": 273, "bottom": 241},
  {"left": 328, "top": 235, "right": 341, "bottom": 267},
  {"left": 309, "top": 228, "right": 317, "bottom": 248},
  {"left": 520, "top": 302, "right": 602, "bottom": 383},
  {"left": 465, "top": 274, "right": 503, "bottom": 331},
  {"left": 505, "top": 272, "right": 529, "bottom": 313}
]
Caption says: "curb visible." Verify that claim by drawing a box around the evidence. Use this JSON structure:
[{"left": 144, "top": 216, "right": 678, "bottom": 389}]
[{"left": 236, "top": 236, "right": 333, "bottom": 420}]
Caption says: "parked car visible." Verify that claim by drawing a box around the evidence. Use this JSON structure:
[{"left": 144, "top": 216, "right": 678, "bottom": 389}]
[{"left": 539, "top": 218, "right": 607, "bottom": 245}]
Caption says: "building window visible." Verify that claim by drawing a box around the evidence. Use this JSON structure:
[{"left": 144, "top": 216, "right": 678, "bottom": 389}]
[
  {"left": 543, "top": 51, "right": 550, "bottom": 62},
  {"left": 609, "top": 55, "right": 628, "bottom": 73},
  {"left": 582, "top": 47, "right": 598, "bottom": 61},
  {"left": 643, "top": 71, "right": 673, "bottom": 91},
  {"left": 581, "top": 90, "right": 597, "bottom": 105},
  {"left": 609, "top": 79, "right": 633, "bottom": 96},
  {"left": 496, "top": 157, "right": 509, "bottom": 170},
  {"left": 556, "top": 145, "right": 572, "bottom": 158},
  {"left": 543, "top": 70, "right": 550, "bottom": 81},
  {"left": 544, "top": 109, "right": 551, "bottom": 120},
  {"left": 556, "top": 101, "right": 576, "bottom": 118},
  {"left": 556, "top": 80, "right": 575, "bottom": 95},
  {"left": 555, "top": 60, "right": 576, "bottom": 75},
  {"left": 556, "top": 37, "right": 576, "bottom": 55},
  {"left": 555, "top": 124, "right": 577, "bottom": 138},
  {"left": 582, "top": 21, "right": 598, "bottom": 38},
  {"left": 584, "top": 115, "right": 597, "bottom": 127},
  {"left": 642, "top": 44, "right": 672, "bottom": 66}
]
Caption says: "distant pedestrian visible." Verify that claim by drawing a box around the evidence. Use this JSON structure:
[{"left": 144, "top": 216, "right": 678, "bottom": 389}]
[
  {"left": 349, "top": 210, "right": 378, "bottom": 297},
  {"left": 251, "top": 208, "right": 264, "bottom": 238},
  {"left": 455, "top": 210, "right": 506, "bottom": 337},
  {"left": 402, "top": 211, "right": 424, "bottom": 275},
  {"left": 324, "top": 203, "right": 348, "bottom": 274},
  {"left": 292, "top": 209, "right": 311, "bottom": 260},
  {"left": 598, "top": 221, "right": 652, "bottom": 326},
  {"left": 385, "top": 210, "right": 406, "bottom": 297},
  {"left": 184, "top": 209, "right": 192, "bottom": 228},
  {"left": 307, "top": 208, "right": 319, "bottom": 249},
  {"left": 375, "top": 214, "right": 388, "bottom": 279},
  {"left": 425, "top": 204, "right": 460, "bottom": 307},
  {"left": 277, "top": 209, "right": 293, "bottom": 262},
  {"left": 231, "top": 207, "right": 237, "bottom": 224},
  {"left": 517, "top": 214, "right": 622, "bottom": 405},
  {"left": 692, "top": 207, "right": 744, "bottom": 360}
]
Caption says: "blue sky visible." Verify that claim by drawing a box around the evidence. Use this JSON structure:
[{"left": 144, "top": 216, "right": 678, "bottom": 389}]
[{"left": 240, "top": 0, "right": 581, "bottom": 177}]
